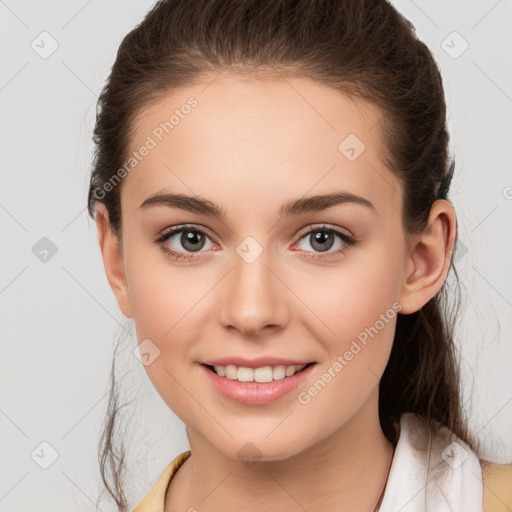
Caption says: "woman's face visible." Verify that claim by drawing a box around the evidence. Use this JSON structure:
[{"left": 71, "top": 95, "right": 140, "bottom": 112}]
[{"left": 106, "top": 73, "right": 415, "bottom": 460}]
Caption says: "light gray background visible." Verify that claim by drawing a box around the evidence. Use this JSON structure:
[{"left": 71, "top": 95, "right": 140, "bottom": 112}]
[{"left": 1, "top": 0, "right": 511, "bottom": 510}]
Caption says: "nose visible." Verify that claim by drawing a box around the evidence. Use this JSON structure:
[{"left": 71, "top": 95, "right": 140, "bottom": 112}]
[{"left": 218, "top": 247, "right": 289, "bottom": 337}]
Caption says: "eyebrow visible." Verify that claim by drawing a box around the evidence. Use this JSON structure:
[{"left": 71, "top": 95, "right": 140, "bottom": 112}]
[{"left": 139, "top": 191, "right": 376, "bottom": 219}]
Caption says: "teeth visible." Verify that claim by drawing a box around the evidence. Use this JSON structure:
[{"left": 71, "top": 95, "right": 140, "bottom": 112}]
[{"left": 212, "top": 363, "right": 308, "bottom": 382}]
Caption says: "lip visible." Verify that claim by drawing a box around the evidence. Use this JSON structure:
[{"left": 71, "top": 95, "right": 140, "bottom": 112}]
[
  {"left": 200, "top": 362, "right": 316, "bottom": 405},
  {"left": 201, "top": 356, "right": 314, "bottom": 368}
]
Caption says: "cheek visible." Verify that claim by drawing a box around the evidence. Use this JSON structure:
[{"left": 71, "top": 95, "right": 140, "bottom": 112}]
[
  {"left": 292, "top": 247, "right": 402, "bottom": 388},
  {"left": 290, "top": 268, "right": 399, "bottom": 436},
  {"left": 125, "top": 241, "right": 205, "bottom": 338},
  {"left": 298, "top": 249, "right": 400, "bottom": 337},
  {"left": 125, "top": 246, "right": 219, "bottom": 396},
  {"left": 124, "top": 250, "right": 210, "bottom": 411}
]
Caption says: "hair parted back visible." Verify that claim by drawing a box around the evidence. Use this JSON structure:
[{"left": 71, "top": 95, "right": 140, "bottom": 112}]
[{"left": 87, "top": 0, "right": 474, "bottom": 509}]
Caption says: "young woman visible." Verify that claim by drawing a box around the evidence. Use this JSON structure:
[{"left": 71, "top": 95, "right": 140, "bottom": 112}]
[{"left": 87, "top": 0, "right": 512, "bottom": 510}]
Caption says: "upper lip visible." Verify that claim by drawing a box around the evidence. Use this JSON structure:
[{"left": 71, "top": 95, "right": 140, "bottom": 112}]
[{"left": 201, "top": 357, "right": 315, "bottom": 368}]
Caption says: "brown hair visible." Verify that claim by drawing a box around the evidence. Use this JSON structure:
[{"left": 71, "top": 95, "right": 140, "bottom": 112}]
[{"left": 88, "top": 0, "right": 475, "bottom": 509}]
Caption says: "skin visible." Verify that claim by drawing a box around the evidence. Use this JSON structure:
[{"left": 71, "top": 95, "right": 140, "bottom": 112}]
[{"left": 95, "top": 72, "right": 457, "bottom": 511}]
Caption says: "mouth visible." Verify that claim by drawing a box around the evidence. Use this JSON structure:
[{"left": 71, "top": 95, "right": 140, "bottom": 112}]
[
  {"left": 201, "top": 361, "right": 316, "bottom": 383},
  {"left": 200, "top": 360, "right": 317, "bottom": 405}
]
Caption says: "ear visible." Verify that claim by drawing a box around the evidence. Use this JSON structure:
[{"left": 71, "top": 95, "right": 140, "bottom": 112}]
[
  {"left": 398, "top": 199, "right": 457, "bottom": 315},
  {"left": 95, "top": 203, "right": 134, "bottom": 319}
]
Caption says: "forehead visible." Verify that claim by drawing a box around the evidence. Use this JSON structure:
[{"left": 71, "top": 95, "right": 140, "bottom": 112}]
[{"left": 123, "top": 73, "right": 401, "bottom": 216}]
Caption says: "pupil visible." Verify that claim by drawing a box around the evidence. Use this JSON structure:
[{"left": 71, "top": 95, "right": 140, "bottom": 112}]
[
  {"left": 311, "top": 231, "right": 334, "bottom": 252},
  {"left": 182, "top": 231, "right": 205, "bottom": 252}
]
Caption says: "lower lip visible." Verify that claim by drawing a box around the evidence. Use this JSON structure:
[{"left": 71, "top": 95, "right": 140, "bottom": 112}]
[{"left": 200, "top": 363, "right": 316, "bottom": 405}]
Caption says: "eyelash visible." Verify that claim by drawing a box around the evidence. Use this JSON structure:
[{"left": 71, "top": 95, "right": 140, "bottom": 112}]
[{"left": 154, "top": 224, "right": 358, "bottom": 262}]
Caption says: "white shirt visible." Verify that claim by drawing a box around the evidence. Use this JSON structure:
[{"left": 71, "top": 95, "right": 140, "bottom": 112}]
[{"left": 380, "top": 412, "right": 483, "bottom": 511}]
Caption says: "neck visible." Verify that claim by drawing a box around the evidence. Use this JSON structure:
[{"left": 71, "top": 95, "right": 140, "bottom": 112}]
[{"left": 165, "top": 391, "right": 394, "bottom": 512}]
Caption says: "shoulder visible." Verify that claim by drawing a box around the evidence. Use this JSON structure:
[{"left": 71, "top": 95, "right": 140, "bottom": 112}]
[
  {"left": 134, "top": 450, "right": 191, "bottom": 512},
  {"left": 481, "top": 459, "right": 512, "bottom": 511}
]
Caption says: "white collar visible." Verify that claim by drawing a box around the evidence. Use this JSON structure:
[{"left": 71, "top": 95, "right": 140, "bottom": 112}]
[{"left": 379, "top": 412, "right": 483, "bottom": 512}]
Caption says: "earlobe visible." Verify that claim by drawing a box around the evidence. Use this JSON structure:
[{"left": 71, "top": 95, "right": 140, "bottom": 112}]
[
  {"left": 95, "top": 204, "right": 134, "bottom": 319},
  {"left": 398, "top": 199, "right": 457, "bottom": 315}
]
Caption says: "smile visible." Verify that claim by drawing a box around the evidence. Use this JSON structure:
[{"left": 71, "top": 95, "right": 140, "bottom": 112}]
[
  {"left": 203, "top": 362, "right": 314, "bottom": 383},
  {"left": 200, "top": 362, "right": 317, "bottom": 405}
]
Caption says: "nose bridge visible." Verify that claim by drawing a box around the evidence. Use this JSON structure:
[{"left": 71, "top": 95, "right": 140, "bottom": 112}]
[{"left": 218, "top": 236, "right": 288, "bottom": 334}]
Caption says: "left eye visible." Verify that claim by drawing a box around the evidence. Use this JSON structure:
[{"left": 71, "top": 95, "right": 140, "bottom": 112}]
[{"left": 294, "top": 227, "right": 355, "bottom": 255}]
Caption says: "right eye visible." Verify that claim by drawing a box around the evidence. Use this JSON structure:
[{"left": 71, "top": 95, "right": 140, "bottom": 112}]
[{"left": 155, "top": 225, "right": 217, "bottom": 261}]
